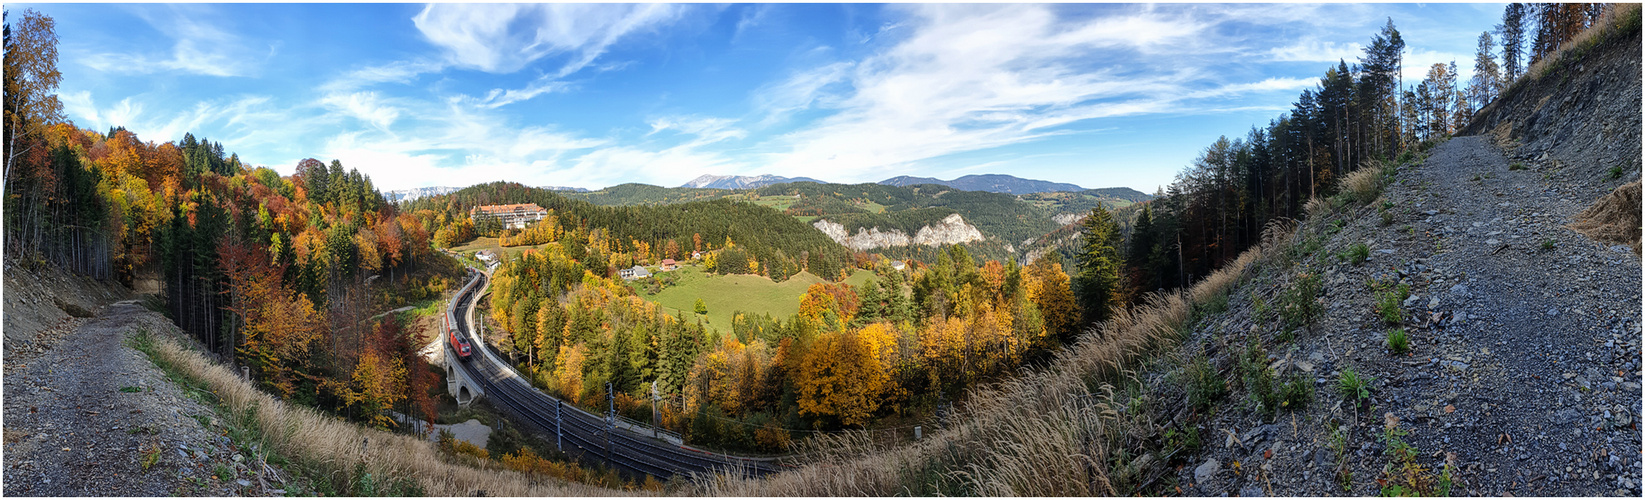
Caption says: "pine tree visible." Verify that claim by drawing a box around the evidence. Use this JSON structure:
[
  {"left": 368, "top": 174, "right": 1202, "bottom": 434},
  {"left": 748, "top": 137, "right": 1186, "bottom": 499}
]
[
  {"left": 1498, "top": 3, "right": 1528, "bottom": 82},
  {"left": 1073, "top": 205, "right": 1123, "bottom": 325},
  {"left": 1468, "top": 31, "right": 1504, "bottom": 110}
]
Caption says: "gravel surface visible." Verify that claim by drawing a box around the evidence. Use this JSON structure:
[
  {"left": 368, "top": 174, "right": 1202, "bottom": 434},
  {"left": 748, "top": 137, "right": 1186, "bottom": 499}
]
[
  {"left": 1165, "top": 135, "right": 1641, "bottom": 497},
  {"left": 3, "top": 301, "right": 291, "bottom": 496}
]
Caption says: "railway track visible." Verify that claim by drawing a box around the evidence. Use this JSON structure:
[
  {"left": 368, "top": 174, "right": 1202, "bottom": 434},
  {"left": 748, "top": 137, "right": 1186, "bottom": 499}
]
[{"left": 445, "top": 268, "right": 783, "bottom": 480}]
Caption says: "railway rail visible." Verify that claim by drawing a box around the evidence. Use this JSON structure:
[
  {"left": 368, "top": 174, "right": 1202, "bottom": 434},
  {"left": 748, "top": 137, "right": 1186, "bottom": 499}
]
[{"left": 444, "top": 268, "right": 784, "bottom": 480}]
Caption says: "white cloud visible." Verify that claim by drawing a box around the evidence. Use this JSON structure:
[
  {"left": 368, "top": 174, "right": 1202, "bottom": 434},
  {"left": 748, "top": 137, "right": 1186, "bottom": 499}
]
[
  {"left": 320, "top": 59, "right": 445, "bottom": 94},
  {"left": 757, "top": 4, "right": 1209, "bottom": 180},
  {"left": 320, "top": 91, "right": 402, "bottom": 131},
  {"left": 78, "top": 6, "right": 263, "bottom": 78},
  {"left": 1189, "top": 77, "right": 1320, "bottom": 99},
  {"left": 411, "top": 3, "right": 685, "bottom": 75},
  {"left": 1267, "top": 40, "right": 1366, "bottom": 63},
  {"left": 1403, "top": 48, "right": 1472, "bottom": 86},
  {"left": 464, "top": 77, "right": 574, "bottom": 109},
  {"left": 647, "top": 116, "right": 746, "bottom": 146}
]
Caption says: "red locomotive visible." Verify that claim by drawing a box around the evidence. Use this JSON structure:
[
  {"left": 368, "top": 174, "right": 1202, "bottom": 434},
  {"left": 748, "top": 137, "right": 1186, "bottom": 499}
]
[{"left": 447, "top": 312, "right": 473, "bottom": 359}]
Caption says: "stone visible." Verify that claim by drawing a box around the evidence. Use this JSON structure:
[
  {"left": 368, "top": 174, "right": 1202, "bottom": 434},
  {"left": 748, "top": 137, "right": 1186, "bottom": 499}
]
[
  {"left": 1486, "top": 238, "right": 1502, "bottom": 246},
  {"left": 236, "top": 479, "right": 251, "bottom": 487},
  {"left": 1240, "top": 485, "right": 1266, "bottom": 497},
  {"left": 1313, "top": 448, "right": 1334, "bottom": 469},
  {"left": 1548, "top": 308, "right": 1560, "bottom": 317},
  {"left": 1195, "top": 459, "right": 1221, "bottom": 483},
  {"left": 1449, "top": 284, "right": 1469, "bottom": 296},
  {"left": 1296, "top": 361, "right": 1315, "bottom": 373},
  {"left": 1404, "top": 295, "right": 1421, "bottom": 308},
  {"left": 1428, "top": 297, "right": 1440, "bottom": 309}
]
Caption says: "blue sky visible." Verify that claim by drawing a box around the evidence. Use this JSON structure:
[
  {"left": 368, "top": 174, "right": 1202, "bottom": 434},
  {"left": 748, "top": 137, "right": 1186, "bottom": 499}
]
[{"left": 30, "top": 3, "right": 1505, "bottom": 192}]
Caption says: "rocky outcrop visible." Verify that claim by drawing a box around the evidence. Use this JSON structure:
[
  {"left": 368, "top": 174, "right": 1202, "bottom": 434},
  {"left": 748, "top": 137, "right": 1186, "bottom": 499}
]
[
  {"left": 814, "top": 214, "right": 985, "bottom": 251},
  {"left": 1461, "top": 12, "right": 1640, "bottom": 183}
]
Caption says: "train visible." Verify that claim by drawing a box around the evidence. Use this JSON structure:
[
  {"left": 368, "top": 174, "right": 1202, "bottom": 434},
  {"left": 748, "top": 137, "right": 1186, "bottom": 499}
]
[{"left": 446, "top": 311, "right": 473, "bottom": 359}]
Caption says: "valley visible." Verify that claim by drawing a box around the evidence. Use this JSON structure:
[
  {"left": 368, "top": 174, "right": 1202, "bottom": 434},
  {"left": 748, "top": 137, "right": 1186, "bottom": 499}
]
[{"left": 3, "top": 2, "right": 1637, "bottom": 497}]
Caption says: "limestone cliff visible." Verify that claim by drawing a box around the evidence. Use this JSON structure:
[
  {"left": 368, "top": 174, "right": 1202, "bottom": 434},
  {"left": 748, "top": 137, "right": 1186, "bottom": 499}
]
[{"left": 814, "top": 214, "right": 985, "bottom": 251}]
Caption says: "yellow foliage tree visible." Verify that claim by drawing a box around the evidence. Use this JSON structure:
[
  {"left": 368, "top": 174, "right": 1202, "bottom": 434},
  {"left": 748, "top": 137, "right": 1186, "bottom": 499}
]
[
  {"left": 795, "top": 330, "right": 886, "bottom": 427},
  {"left": 346, "top": 348, "right": 407, "bottom": 429},
  {"left": 1025, "top": 258, "right": 1079, "bottom": 343}
]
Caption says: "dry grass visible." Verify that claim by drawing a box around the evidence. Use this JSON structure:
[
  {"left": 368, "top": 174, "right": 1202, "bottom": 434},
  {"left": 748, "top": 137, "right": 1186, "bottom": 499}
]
[
  {"left": 1304, "top": 196, "right": 1332, "bottom": 220},
  {"left": 1340, "top": 160, "right": 1388, "bottom": 206},
  {"left": 1569, "top": 180, "right": 1642, "bottom": 255},
  {"left": 143, "top": 333, "right": 622, "bottom": 497},
  {"left": 698, "top": 218, "right": 1296, "bottom": 496}
]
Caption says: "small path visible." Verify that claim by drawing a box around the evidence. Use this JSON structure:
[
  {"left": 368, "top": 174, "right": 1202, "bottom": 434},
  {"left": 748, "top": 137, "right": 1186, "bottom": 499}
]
[
  {"left": 1397, "top": 135, "right": 1641, "bottom": 495},
  {"left": 3, "top": 302, "right": 285, "bottom": 496}
]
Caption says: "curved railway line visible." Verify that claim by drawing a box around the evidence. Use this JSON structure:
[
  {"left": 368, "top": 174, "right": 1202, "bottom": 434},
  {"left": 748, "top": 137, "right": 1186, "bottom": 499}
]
[{"left": 445, "top": 268, "right": 784, "bottom": 481}]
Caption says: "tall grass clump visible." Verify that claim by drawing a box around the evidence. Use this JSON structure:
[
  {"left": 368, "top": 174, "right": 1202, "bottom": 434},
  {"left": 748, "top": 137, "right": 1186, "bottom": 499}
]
[
  {"left": 131, "top": 329, "right": 617, "bottom": 497},
  {"left": 699, "top": 212, "right": 1300, "bottom": 496},
  {"left": 1340, "top": 160, "right": 1388, "bottom": 206}
]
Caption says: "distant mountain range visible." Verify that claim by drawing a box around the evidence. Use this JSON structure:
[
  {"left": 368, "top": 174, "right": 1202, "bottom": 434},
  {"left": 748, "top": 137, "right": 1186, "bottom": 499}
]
[
  {"left": 538, "top": 185, "right": 591, "bottom": 193},
  {"left": 681, "top": 174, "right": 827, "bottom": 190},
  {"left": 880, "top": 174, "right": 1086, "bottom": 195},
  {"left": 385, "top": 186, "right": 460, "bottom": 202},
  {"left": 388, "top": 185, "right": 587, "bottom": 203}
]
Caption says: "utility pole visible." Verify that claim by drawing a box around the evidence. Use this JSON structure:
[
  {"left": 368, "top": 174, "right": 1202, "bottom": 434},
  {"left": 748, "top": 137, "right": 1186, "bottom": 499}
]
[
  {"left": 606, "top": 382, "right": 614, "bottom": 465},
  {"left": 650, "top": 380, "right": 660, "bottom": 427},
  {"left": 556, "top": 399, "right": 562, "bottom": 452}
]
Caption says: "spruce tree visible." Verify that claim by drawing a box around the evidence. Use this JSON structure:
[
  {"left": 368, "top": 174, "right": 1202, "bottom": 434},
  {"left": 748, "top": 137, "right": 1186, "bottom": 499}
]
[{"left": 1074, "top": 205, "right": 1124, "bottom": 325}]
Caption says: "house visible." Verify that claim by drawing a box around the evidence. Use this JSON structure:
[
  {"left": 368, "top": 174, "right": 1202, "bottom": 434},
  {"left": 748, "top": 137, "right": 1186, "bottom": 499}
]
[
  {"left": 619, "top": 265, "right": 652, "bottom": 280},
  {"left": 470, "top": 203, "right": 550, "bottom": 229},
  {"left": 659, "top": 259, "right": 678, "bottom": 271},
  {"left": 691, "top": 250, "right": 703, "bottom": 260},
  {"left": 476, "top": 250, "right": 498, "bottom": 264},
  {"left": 890, "top": 260, "right": 906, "bottom": 271}
]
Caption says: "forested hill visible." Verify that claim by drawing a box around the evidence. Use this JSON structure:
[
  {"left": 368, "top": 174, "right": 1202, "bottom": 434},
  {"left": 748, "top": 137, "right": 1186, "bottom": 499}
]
[
  {"left": 402, "top": 182, "right": 855, "bottom": 280},
  {"left": 560, "top": 182, "right": 730, "bottom": 206}
]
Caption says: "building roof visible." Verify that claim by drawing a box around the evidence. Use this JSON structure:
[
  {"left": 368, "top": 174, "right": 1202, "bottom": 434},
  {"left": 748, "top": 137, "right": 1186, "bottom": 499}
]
[
  {"left": 661, "top": 259, "right": 676, "bottom": 265},
  {"left": 471, "top": 203, "right": 547, "bottom": 215}
]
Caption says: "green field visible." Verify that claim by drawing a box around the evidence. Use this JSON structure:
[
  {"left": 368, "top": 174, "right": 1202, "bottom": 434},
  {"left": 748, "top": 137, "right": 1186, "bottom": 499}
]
[{"left": 636, "top": 266, "right": 874, "bottom": 332}]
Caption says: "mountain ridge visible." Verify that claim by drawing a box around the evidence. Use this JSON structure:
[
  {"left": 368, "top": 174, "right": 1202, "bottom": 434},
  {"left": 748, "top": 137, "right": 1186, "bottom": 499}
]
[{"left": 879, "top": 173, "right": 1086, "bottom": 194}]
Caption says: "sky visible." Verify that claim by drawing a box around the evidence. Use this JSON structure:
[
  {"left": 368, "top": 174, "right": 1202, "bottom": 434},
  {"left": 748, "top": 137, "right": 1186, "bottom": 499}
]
[{"left": 27, "top": 2, "right": 1507, "bottom": 193}]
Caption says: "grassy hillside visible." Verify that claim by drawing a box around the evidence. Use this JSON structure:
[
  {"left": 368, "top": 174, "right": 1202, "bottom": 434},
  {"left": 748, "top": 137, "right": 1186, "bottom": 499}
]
[{"left": 634, "top": 266, "right": 872, "bottom": 333}]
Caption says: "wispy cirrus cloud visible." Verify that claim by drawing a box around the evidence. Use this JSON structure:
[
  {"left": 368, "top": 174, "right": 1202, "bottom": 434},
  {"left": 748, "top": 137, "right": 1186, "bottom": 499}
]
[
  {"left": 1267, "top": 40, "right": 1366, "bottom": 63},
  {"left": 757, "top": 4, "right": 1209, "bottom": 178},
  {"left": 78, "top": 5, "right": 265, "bottom": 78},
  {"left": 411, "top": 3, "right": 686, "bottom": 75}
]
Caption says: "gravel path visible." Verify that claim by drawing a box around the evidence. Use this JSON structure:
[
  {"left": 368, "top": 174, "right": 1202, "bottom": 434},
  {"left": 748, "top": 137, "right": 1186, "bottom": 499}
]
[
  {"left": 1396, "top": 135, "right": 1642, "bottom": 495},
  {"left": 1174, "top": 135, "right": 1641, "bottom": 497},
  {"left": 4, "top": 301, "right": 286, "bottom": 496}
]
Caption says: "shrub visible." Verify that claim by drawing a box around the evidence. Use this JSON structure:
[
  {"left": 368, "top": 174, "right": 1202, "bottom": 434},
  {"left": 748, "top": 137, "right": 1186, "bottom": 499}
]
[
  {"left": 1184, "top": 354, "right": 1227, "bottom": 412},
  {"left": 1386, "top": 328, "right": 1409, "bottom": 355},
  {"left": 1609, "top": 164, "right": 1625, "bottom": 180},
  {"left": 1372, "top": 280, "right": 1410, "bottom": 325},
  {"left": 1344, "top": 243, "right": 1370, "bottom": 265},
  {"left": 1337, "top": 367, "right": 1371, "bottom": 402},
  {"left": 1280, "top": 373, "right": 1313, "bottom": 410},
  {"left": 1278, "top": 272, "right": 1324, "bottom": 334},
  {"left": 1509, "top": 162, "right": 1527, "bottom": 171}
]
